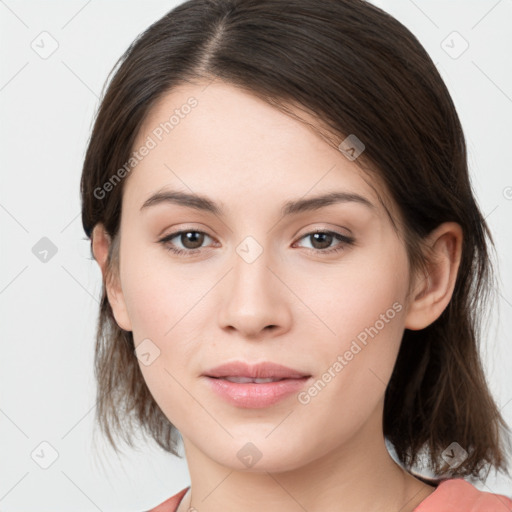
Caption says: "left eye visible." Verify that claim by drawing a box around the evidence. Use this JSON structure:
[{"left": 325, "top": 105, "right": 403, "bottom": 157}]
[
  {"left": 159, "top": 229, "right": 354, "bottom": 256},
  {"left": 293, "top": 230, "right": 354, "bottom": 253}
]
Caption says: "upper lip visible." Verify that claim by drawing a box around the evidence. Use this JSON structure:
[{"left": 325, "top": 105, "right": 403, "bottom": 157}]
[{"left": 203, "top": 361, "right": 310, "bottom": 379}]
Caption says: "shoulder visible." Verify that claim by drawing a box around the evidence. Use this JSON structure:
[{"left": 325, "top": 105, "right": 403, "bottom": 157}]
[
  {"left": 144, "top": 486, "right": 190, "bottom": 512},
  {"left": 415, "top": 478, "right": 512, "bottom": 511}
]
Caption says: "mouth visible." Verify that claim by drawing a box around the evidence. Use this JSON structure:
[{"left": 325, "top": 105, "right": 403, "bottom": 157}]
[
  {"left": 209, "top": 376, "right": 303, "bottom": 384},
  {"left": 203, "top": 374, "right": 311, "bottom": 408},
  {"left": 202, "top": 361, "right": 311, "bottom": 408}
]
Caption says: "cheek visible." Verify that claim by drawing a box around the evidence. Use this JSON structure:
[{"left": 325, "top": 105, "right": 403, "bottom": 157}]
[
  {"left": 294, "top": 245, "right": 408, "bottom": 410},
  {"left": 119, "top": 247, "right": 208, "bottom": 406},
  {"left": 294, "top": 243, "right": 408, "bottom": 351},
  {"left": 119, "top": 242, "right": 204, "bottom": 337}
]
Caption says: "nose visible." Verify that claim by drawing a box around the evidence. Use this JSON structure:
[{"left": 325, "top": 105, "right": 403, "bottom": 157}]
[{"left": 217, "top": 243, "right": 292, "bottom": 340}]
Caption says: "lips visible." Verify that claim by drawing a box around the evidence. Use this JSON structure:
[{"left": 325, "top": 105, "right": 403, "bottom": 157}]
[
  {"left": 202, "top": 361, "right": 312, "bottom": 408},
  {"left": 203, "top": 361, "right": 310, "bottom": 380}
]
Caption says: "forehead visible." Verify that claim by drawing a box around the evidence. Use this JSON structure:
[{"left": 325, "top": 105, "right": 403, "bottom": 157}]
[{"left": 126, "top": 80, "right": 397, "bottom": 222}]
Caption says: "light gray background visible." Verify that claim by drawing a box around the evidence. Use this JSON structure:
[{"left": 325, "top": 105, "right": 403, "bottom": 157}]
[{"left": 1, "top": 1, "right": 511, "bottom": 510}]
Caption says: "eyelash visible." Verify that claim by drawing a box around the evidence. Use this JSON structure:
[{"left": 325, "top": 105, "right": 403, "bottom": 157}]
[{"left": 158, "top": 229, "right": 355, "bottom": 257}]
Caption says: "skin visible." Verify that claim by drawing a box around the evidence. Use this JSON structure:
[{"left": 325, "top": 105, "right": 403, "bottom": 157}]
[{"left": 92, "top": 80, "right": 463, "bottom": 511}]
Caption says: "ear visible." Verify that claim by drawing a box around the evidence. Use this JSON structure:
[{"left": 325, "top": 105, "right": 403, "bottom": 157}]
[
  {"left": 404, "top": 222, "right": 463, "bottom": 330},
  {"left": 91, "top": 224, "right": 132, "bottom": 332}
]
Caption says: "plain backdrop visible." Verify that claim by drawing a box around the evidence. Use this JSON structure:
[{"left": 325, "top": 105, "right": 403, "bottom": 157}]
[{"left": 1, "top": 1, "right": 511, "bottom": 510}]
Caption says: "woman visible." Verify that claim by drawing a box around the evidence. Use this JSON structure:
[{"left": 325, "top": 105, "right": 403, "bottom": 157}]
[{"left": 80, "top": 0, "right": 512, "bottom": 510}]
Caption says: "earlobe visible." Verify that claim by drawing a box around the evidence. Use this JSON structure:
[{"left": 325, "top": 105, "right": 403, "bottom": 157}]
[
  {"left": 91, "top": 224, "right": 133, "bottom": 332},
  {"left": 404, "top": 222, "right": 463, "bottom": 331}
]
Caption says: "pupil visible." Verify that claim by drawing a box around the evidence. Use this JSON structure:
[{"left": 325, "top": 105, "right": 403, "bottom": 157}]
[
  {"left": 183, "top": 231, "right": 203, "bottom": 249},
  {"left": 312, "top": 233, "right": 332, "bottom": 249}
]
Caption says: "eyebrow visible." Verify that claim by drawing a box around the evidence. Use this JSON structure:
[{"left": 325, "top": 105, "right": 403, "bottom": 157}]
[{"left": 140, "top": 189, "right": 376, "bottom": 216}]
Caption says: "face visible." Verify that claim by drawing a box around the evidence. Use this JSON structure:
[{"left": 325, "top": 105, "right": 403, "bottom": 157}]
[{"left": 110, "top": 80, "right": 413, "bottom": 472}]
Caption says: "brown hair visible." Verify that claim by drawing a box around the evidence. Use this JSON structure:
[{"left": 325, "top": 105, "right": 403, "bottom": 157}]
[{"left": 80, "top": 0, "right": 510, "bottom": 480}]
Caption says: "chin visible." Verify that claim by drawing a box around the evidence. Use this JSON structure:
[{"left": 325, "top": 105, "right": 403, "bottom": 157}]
[{"left": 203, "top": 438, "right": 315, "bottom": 474}]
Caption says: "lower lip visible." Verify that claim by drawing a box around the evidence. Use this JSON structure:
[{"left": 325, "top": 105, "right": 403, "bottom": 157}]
[{"left": 204, "top": 376, "right": 311, "bottom": 408}]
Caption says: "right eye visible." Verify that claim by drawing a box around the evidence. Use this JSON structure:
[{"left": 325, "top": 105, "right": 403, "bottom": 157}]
[{"left": 159, "top": 230, "right": 216, "bottom": 256}]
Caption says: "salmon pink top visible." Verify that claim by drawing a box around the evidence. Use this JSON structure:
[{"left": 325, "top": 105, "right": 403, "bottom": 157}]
[{"left": 145, "top": 478, "right": 512, "bottom": 511}]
